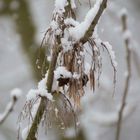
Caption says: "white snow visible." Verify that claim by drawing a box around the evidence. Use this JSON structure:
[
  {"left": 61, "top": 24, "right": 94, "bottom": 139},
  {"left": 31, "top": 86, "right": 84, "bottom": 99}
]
[
  {"left": 55, "top": 0, "right": 67, "bottom": 12},
  {"left": 50, "top": 20, "right": 59, "bottom": 30},
  {"left": 119, "top": 8, "right": 128, "bottom": 17},
  {"left": 73, "top": 72, "right": 80, "bottom": 79},
  {"left": 47, "top": 56, "right": 51, "bottom": 62},
  {"left": 38, "top": 89, "right": 53, "bottom": 100},
  {"left": 27, "top": 88, "right": 53, "bottom": 101},
  {"left": 54, "top": 0, "right": 76, "bottom": 12},
  {"left": 123, "top": 30, "right": 132, "bottom": 40},
  {"left": 26, "top": 73, "right": 53, "bottom": 101},
  {"left": 22, "top": 125, "right": 31, "bottom": 140},
  {"left": 54, "top": 66, "right": 72, "bottom": 79},
  {"left": 69, "top": 0, "right": 103, "bottom": 41},
  {"left": 26, "top": 89, "right": 38, "bottom": 101},
  {"left": 50, "top": 20, "right": 62, "bottom": 36},
  {"left": 31, "top": 101, "right": 40, "bottom": 118},
  {"left": 52, "top": 76, "right": 58, "bottom": 91},
  {"left": 84, "top": 62, "right": 91, "bottom": 74},
  {"left": 61, "top": 38, "right": 73, "bottom": 52},
  {"left": 10, "top": 88, "right": 22, "bottom": 99},
  {"left": 1, "top": 0, "right": 140, "bottom": 139},
  {"left": 38, "top": 73, "right": 48, "bottom": 90},
  {"left": 64, "top": 18, "right": 79, "bottom": 26}
]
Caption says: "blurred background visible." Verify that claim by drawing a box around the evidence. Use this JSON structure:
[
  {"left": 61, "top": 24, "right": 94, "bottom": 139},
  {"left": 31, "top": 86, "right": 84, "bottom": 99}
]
[{"left": 0, "top": 0, "right": 140, "bottom": 140}]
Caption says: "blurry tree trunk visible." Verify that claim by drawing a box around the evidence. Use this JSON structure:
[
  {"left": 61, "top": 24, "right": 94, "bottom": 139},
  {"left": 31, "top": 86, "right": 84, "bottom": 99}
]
[{"left": 0, "top": 0, "right": 47, "bottom": 81}]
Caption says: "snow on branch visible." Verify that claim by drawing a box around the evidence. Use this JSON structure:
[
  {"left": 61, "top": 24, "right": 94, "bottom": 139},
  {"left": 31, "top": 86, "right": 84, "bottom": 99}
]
[
  {"left": 55, "top": 0, "right": 68, "bottom": 12},
  {"left": 69, "top": 0, "right": 107, "bottom": 43},
  {"left": 101, "top": 42, "right": 117, "bottom": 68},
  {"left": 26, "top": 73, "right": 53, "bottom": 102},
  {"left": 23, "top": 1, "right": 76, "bottom": 140},
  {"left": 0, "top": 88, "right": 22, "bottom": 124},
  {"left": 20, "top": 0, "right": 111, "bottom": 139}
]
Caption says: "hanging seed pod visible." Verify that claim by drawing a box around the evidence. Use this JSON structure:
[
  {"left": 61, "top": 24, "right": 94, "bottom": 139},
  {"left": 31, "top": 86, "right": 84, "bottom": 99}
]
[{"left": 89, "top": 68, "right": 95, "bottom": 91}]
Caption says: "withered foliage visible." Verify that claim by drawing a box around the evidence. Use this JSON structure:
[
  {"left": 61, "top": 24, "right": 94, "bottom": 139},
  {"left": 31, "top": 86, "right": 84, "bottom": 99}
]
[
  {"left": 36, "top": 14, "right": 105, "bottom": 106},
  {"left": 18, "top": 92, "right": 77, "bottom": 137},
  {"left": 19, "top": 0, "right": 117, "bottom": 138}
]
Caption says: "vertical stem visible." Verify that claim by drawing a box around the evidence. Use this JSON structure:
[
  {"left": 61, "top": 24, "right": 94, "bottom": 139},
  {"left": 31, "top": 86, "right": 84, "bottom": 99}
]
[
  {"left": 26, "top": 46, "right": 60, "bottom": 140},
  {"left": 46, "top": 46, "right": 60, "bottom": 92},
  {"left": 89, "top": 0, "right": 92, "bottom": 8},
  {"left": 26, "top": 45, "right": 60, "bottom": 140},
  {"left": 26, "top": 98, "right": 46, "bottom": 140},
  {"left": 115, "top": 13, "right": 131, "bottom": 140}
]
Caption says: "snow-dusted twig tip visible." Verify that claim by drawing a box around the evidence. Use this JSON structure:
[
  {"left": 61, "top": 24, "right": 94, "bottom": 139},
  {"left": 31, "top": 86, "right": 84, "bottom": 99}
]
[{"left": 0, "top": 88, "right": 22, "bottom": 124}]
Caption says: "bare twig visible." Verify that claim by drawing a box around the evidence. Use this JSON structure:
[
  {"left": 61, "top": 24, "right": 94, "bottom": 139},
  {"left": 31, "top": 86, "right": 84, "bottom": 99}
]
[
  {"left": 115, "top": 11, "right": 131, "bottom": 140},
  {"left": 26, "top": 42, "right": 61, "bottom": 140},
  {"left": 101, "top": 42, "right": 117, "bottom": 96},
  {"left": 88, "top": 0, "right": 92, "bottom": 8},
  {"left": 132, "top": 49, "right": 140, "bottom": 77},
  {"left": 0, "top": 91, "right": 21, "bottom": 124}
]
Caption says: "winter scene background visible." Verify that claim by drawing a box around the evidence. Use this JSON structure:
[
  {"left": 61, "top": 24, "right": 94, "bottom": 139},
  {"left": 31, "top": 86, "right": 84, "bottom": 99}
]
[{"left": 0, "top": 0, "right": 140, "bottom": 140}]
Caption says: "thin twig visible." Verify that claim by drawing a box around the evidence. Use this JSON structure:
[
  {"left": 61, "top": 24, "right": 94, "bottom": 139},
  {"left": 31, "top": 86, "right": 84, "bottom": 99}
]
[
  {"left": 101, "top": 42, "right": 117, "bottom": 96},
  {"left": 0, "top": 95, "right": 18, "bottom": 124},
  {"left": 88, "top": 0, "right": 92, "bottom": 8},
  {"left": 132, "top": 49, "right": 140, "bottom": 77},
  {"left": 115, "top": 12, "right": 131, "bottom": 140}
]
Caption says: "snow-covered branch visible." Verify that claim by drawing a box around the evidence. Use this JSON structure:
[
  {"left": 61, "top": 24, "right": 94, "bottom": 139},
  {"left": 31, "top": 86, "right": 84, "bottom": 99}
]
[
  {"left": 0, "top": 88, "right": 22, "bottom": 124},
  {"left": 69, "top": 0, "right": 107, "bottom": 43},
  {"left": 21, "top": 0, "right": 109, "bottom": 139},
  {"left": 25, "top": 1, "right": 76, "bottom": 140}
]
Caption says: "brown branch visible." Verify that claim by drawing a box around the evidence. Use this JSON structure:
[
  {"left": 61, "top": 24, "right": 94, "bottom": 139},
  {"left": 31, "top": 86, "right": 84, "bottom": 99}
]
[
  {"left": 132, "top": 49, "right": 140, "bottom": 77},
  {"left": 0, "top": 94, "right": 19, "bottom": 124},
  {"left": 26, "top": 45, "right": 60, "bottom": 140},
  {"left": 25, "top": 1, "right": 75, "bottom": 140},
  {"left": 88, "top": 0, "right": 92, "bottom": 8},
  {"left": 25, "top": 0, "right": 108, "bottom": 139},
  {"left": 80, "top": 0, "right": 107, "bottom": 44},
  {"left": 115, "top": 12, "right": 131, "bottom": 140}
]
